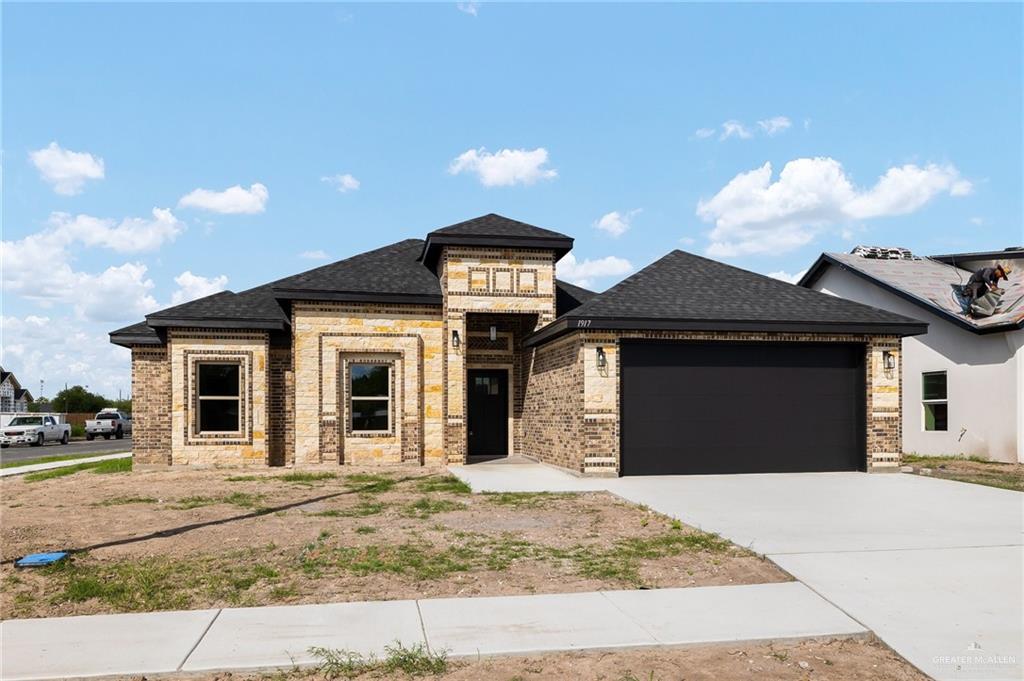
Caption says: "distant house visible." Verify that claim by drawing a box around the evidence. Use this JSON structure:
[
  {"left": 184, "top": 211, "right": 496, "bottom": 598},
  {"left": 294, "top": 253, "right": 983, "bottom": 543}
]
[
  {"left": 0, "top": 367, "right": 34, "bottom": 413},
  {"left": 800, "top": 247, "right": 1023, "bottom": 463}
]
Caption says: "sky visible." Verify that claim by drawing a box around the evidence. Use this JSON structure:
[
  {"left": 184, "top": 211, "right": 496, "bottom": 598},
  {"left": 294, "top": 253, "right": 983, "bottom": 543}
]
[{"left": 2, "top": 2, "right": 1022, "bottom": 400}]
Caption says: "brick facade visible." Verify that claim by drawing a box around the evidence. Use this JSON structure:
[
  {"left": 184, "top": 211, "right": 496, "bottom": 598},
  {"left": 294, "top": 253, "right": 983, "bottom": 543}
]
[
  {"left": 126, "top": 249, "right": 904, "bottom": 474},
  {"left": 131, "top": 347, "right": 172, "bottom": 467}
]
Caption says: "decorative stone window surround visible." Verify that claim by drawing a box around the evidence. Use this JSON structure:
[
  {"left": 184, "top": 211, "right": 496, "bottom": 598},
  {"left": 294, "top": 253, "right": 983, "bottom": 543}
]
[
  {"left": 184, "top": 349, "right": 254, "bottom": 446},
  {"left": 341, "top": 355, "right": 399, "bottom": 438}
]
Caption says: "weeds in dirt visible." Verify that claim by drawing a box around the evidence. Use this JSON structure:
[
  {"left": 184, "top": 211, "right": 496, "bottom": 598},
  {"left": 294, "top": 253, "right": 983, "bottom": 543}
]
[
  {"left": 280, "top": 472, "right": 338, "bottom": 484},
  {"left": 415, "top": 475, "right": 471, "bottom": 495},
  {"left": 170, "top": 492, "right": 266, "bottom": 511},
  {"left": 314, "top": 499, "right": 385, "bottom": 518},
  {"left": 482, "top": 491, "right": 575, "bottom": 508},
  {"left": 344, "top": 473, "right": 396, "bottom": 494},
  {"left": 355, "top": 526, "right": 376, "bottom": 534},
  {"left": 93, "top": 495, "right": 158, "bottom": 506},
  {"left": 225, "top": 475, "right": 262, "bottom": 482},
  {"left": 310, "top": 641, "right": 448, "bottom": 678},
  {"left": 402, "top": 496, "right": 466, "bottom": 518}
]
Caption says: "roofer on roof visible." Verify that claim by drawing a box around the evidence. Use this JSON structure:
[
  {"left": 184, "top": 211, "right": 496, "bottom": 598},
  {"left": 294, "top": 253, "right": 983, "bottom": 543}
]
[{"left": 964, "top": 263, "right": 1012, "bottom": 307}]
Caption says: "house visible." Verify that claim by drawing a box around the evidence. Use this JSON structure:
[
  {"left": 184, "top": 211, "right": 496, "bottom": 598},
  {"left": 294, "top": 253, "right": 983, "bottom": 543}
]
[
  {"left": 799, "top": 246, "right": 1023, "bottom": 463},
  {"left": 110, "top": 214, "right": 925, "bottom": 475},
  {"left": 0, "top": 367, "right": 33, "bottom": 413}
]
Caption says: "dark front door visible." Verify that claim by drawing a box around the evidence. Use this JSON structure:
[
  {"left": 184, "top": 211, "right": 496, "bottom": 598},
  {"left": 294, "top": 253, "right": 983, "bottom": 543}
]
[
  {"left": 620, "top": 341, "right": 866, "bottom": 475},
  {"left": 467, "top": 369, "right": 509, "bottom": 457}
]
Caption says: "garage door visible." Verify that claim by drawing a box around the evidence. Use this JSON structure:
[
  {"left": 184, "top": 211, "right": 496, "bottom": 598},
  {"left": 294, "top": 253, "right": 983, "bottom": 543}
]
[{"left": 620, "top": 341, "right": 866, "bottom": 475}]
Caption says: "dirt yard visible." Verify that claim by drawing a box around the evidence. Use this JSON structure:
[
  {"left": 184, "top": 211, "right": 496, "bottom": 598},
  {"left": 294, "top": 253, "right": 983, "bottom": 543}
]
[
  {"left": 902, "top": 454, "right": 1024, "bottom": 491},
  {"left": 1, "top": 465, "right": 786, "bottom": 619},
  {"left": 113, "top": 636, "right": 927, "bottom": 681}
]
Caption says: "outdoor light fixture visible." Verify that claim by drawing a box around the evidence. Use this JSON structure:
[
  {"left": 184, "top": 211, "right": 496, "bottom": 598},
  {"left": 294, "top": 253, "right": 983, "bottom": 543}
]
[
  {"left": 489, "top": 325, "right": 497, "bottom": 342},
  {"left": 452, "top": 330, "right": 461, "bottom": 348},
  {"left": 883, "top": 350, "right": 896, "bottom": 371},
  {"left": 596, "top": 347, "right": 607, "bottom": 369}
]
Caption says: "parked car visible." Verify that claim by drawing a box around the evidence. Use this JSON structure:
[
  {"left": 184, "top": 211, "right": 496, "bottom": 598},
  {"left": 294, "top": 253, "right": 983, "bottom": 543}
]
[
  {"left": 85, "top": 410, "right": 132, "bottom": 440},
  {"left": 0, "top": 415, "right": 71, "bottom": 448}
]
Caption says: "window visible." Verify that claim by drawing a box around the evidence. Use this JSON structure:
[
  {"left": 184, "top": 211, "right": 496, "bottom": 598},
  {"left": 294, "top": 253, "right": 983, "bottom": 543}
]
[
  {"left": 350, "top": 363, "right": 390, "bottom": 432},
  {"left": 198, "top": 363, "right": 241, "bottom": 432},
  {"left": 922, "top": 371, "right": 948, "bottom": 431}
]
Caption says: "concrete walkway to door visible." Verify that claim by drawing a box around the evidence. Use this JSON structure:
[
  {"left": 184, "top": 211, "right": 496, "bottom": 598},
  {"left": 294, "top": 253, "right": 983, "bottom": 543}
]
[{"left": 450, "top": 461, "right": 1024, "bottom": 681}]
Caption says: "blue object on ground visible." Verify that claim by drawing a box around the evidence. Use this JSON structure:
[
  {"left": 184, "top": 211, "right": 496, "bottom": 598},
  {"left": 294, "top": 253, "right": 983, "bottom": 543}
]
[{"left": 15, "top": 551, "right": 68, "bottom": 567}]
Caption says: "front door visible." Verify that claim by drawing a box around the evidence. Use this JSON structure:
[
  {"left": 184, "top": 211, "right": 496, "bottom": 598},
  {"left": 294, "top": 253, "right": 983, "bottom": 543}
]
[{"left": 467, "top": 369, "right": 508, "bottom": 457}]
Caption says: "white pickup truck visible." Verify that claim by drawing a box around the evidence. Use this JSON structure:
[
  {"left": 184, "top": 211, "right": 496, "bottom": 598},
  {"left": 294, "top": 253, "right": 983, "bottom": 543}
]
[
  {"left": 85, "top": 410, "right": 132, "bottom": 440},
  {"left": 1, "top": 415, "right": 71, "bottom": 448}
]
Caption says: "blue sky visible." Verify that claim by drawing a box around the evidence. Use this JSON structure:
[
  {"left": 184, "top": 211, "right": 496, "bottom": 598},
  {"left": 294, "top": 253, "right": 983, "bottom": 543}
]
[{"left": 2, "top": 2, "right": 1021, "bottom": 398}]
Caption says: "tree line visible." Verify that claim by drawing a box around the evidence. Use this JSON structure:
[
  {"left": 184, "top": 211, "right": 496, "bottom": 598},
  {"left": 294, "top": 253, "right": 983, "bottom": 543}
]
[{"left": 29, "top": 385, "right": 132, "bottom": 414}]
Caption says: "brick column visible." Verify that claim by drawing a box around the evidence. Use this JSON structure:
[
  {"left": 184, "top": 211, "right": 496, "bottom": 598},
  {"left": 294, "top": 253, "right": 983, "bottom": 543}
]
[{"left": 131, "top": 346, "right": 172, "bottom": 467}]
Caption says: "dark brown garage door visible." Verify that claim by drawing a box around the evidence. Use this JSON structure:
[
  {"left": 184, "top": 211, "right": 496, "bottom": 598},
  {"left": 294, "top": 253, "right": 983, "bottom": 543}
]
[{"left": 620, "top": 341, "right": 866, "bottom": 475}]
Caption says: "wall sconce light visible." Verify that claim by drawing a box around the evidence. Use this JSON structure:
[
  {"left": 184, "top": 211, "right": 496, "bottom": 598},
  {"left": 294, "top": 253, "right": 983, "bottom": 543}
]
[
  {"left": 452, "top": 330, "right": 461, "bottom": 348},
  {"left": 489, "top": 325, "right": 497, "bottom": 342},
  {"left": 596, "top": 347, "right": 607, "bottom": 369},
  {"left": 883, "top": 350, "right": 895, "bottom": 371}
]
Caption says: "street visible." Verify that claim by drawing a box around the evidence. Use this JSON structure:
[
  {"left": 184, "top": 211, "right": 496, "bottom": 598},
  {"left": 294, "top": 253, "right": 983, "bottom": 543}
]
[{"left": 0, "top": 436, "right": 132, "bottom": 465}]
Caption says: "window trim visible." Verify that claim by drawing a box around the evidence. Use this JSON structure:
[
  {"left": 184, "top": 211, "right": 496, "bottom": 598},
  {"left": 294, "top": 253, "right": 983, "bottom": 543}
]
[
  {"left": 921, "top": 370, "right": 948, "bottom": 432},
  {"left": 196, "top": 361, "right": 243, "bottom": 435},
  {"left": 347, "top": 360, "right": 394, "bottom": 436}
]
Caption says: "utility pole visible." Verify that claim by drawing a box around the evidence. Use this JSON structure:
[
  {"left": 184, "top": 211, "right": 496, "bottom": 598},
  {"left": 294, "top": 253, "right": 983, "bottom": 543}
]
[{"left": 39, "top": 379, "right": 44, "bottom": 399}]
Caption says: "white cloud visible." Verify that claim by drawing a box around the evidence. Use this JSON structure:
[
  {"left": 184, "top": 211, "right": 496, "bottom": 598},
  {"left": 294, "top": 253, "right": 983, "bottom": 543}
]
[
  {"left": 757, "top": 116, "right": 792, "bottom": 136},
  {"left": 322, "top": 173, "right": 360, "bottom": 193},
  {"left": 594, "top": 209, "right": 641, "bottom": 238},
  {"left": 46, "top": 208, "right": 185, "bottom": 253},
  {"left": 767, "top": 269, "right": 808, "bottom": 284},
  {"left": 448, "top": 147, "right": 557, "bottom": 187},
  {"left": 697, "top": 157, "right": 972, "bottom": 257},
  {"left": 1, "top": 315, "right": 132, "bottom": 399},
  {"left": 457, "top": 1, "right": 479, "bottom": 15},
  {"left": 970, "top": 216, "right": 984, "bottom": 226},
  {"left": 556, "top": 252, "right": 633, "bottom": 288},
  {"left": 299, "top": 250, "right": 329, "bottom": 260},
  {"left": 720, "top": 120, "right": 753, "bottom": 140},
  {"left": 170, "top": 271, "right": 229, "bottom": 306},
  {"left": 29, "top": 142, "right": 105, "bottom": 195},
  {"left": 678, "top": 236, "right": 697, "bottom": 246},
  {"left": 178, "top": 183, "right": 268, "bottom": 214},
  {"left": 694, "top": 127, "right": 716, "bottom": 139},
  {"left": 1, "top": 208, "right": 187, "bottom": 322}
]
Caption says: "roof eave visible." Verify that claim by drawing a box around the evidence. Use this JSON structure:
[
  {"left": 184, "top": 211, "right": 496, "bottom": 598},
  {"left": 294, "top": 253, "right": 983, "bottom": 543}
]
[
  {"left": 525, "top": 316, "right": 928, "bottom": 347},
  {"left": 145, "top": 317, "right": 286, "bottom": 331},
  {"left": 272, "top": 288, "right": 443, "bottom": 306}
]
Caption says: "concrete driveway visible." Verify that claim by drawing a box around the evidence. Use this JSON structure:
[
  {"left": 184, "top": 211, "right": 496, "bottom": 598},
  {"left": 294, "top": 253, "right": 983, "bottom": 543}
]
[{"left": 452, "top": 462, "right": 1024, "bottom": 681}]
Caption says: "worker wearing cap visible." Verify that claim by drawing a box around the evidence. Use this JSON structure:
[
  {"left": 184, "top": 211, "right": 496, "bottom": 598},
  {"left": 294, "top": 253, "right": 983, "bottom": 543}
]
[{"left": 964, "top": 263, "right": 1012, "bottom": 305}]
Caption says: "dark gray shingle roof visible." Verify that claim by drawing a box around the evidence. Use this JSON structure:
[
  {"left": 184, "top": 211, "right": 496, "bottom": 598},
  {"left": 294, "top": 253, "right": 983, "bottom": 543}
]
[
  {"left": 527, "top": 250, "right": 927, "bottom": 345},
  {"left": 431, "top": 213, "right": 572, "bottom": 240},
  {"left": 555, "top": 279, "right": 597, "bottom": 316},
  {"left": 420, "top": 214, "right": 573, "bottom": 269},
  {"left": 271, "top": 239, "right": 441, "bottom": 303}
]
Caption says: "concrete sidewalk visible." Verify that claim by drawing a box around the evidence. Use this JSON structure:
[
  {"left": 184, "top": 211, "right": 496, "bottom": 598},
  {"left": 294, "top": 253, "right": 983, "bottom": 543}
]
[
  {"left": 0, "top": 452, "right": 131, "bottom": 478},
  {"left": 0, "top": 582, "right": 865, "bottom": 680}
]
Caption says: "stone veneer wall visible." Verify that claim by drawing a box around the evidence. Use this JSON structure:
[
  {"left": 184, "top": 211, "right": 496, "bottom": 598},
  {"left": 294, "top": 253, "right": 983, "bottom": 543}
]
[
  {"left": 526, "top": 330, "right": 902, "bottom": 475},
  {"left": 131, "top": 346, "right": 172, "bottom": 466},
  {"left": 291, "top": 302, "right": 444, "bottom": 467},
  {"left": 168, "top": 329, "right": 270, "bottom": 466},
  {"left": 521, "top": 335, "right": 585, "bottom": 472},
  {"left": 442, "top": 246, "right": 557, "bottom": 463}
]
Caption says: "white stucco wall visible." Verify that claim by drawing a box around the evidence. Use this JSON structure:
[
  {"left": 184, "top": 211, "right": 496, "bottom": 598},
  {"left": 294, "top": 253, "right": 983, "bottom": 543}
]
[{"left": 812, "top": 267, "right": 1020, "bottom": 462}]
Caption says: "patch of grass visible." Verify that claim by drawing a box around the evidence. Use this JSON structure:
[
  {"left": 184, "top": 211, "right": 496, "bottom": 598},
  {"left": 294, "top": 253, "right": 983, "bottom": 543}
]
[
  {"left": 41, "top": 552, "right": 286, "bottom": 613},
  {"left": 23, "top": 456, "right": 132, "bottom": 482},
  {"left": 310, "top": 641, "right": 448, "bottom": 679},
  {"left": 904, "top": 453, "right": 991, "bottom": 464},
  {"left": 482, "top": 491, "right": 574, "bottom": 508},
  {"left": 2, "top": 453, "right": 103, "bottom": 469},
  {"left": 223, "top": 492, "right": 265, "bottom": 508},
  {"left": 415, "top": 475, "right": 471, "bottom": 495},
  {"left": 339, "top": 543, "right": 473, "bottom": 580},
  {"left": 314, "top": 499, "right": 386, "bottom": 518},
  {"left": 94, "top": 495, "right": 157, "bottom": 507},
  {"left": 402, "top": 496, "right": 466, "bottom": 518},
  {"left": 279, "top": 471, "right": 338, "bottom": 483},
  {"left": 225, "top": 475, "right": 262, "bottom": 482},
  {"left": 172, "top": 495, "right": 219, "bottom": 510},
  {"left": 355, "top": 525, "right": 376, "bottom": 534},
  {"left": 344, "top": 473, "right": 396, "bottom": 493}
]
